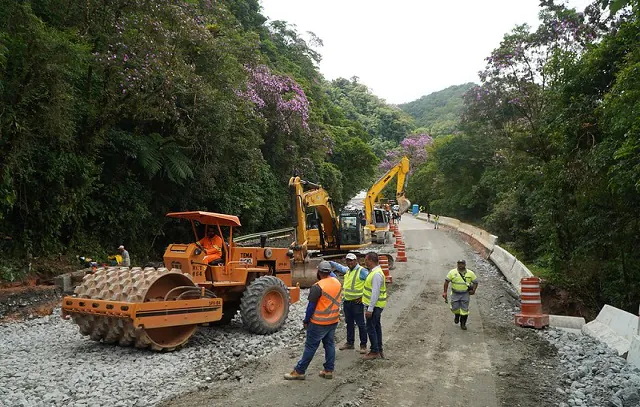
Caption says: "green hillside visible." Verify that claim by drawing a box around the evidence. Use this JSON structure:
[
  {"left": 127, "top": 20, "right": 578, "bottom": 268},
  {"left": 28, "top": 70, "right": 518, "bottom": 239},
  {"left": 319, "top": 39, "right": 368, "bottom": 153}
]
[{"left": 399, "top": 83, "right": 476, "bottom": 136}]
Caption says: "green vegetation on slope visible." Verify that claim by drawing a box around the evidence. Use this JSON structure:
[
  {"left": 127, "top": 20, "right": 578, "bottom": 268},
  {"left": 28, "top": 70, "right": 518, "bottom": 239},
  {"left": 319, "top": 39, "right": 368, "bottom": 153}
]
[
  {"left": 399, "top": 83, "right": 476, "bottom": 136},
  {"left": 0, "top": 0, "right": 411, "bottom": 277},
  {"left": 407, "top": 1, "right": 640, "bottom": 313}
]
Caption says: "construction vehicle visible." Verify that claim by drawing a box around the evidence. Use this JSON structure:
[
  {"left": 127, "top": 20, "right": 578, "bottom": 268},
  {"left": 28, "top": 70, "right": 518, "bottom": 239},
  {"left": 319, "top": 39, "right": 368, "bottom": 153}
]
[
  {"left": 288, "top": 176, "right": 392, "bottom": 287},
  {"left": 365, "top": 156, "right": 411, "bottom": 243},
  {"left": 61, "top": 211, "right": 300, "bottom": 351},
  {"left": 289, "top": 176, "right": 372, "bottom": 255}
]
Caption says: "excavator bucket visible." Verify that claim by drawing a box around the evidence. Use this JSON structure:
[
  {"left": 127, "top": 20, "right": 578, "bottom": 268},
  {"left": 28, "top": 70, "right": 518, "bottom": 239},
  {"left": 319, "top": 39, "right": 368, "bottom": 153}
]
[{"left": 398, "top": 196, "right": 411, "bottom": 215}]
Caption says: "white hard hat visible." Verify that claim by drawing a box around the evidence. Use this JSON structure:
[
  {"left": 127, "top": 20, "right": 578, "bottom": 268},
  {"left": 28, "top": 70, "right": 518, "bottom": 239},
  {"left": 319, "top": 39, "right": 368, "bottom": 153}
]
[
  {"left": 345, "top": 253, "right": 357, "bottom": 260},
  {"left": 118, "top": 245, "right": 125, "bottom": 250}
]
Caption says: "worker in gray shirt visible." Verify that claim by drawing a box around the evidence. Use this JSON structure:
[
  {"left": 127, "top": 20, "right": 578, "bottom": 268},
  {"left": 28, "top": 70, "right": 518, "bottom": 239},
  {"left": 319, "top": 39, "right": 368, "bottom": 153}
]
[
  {"left": 118, "top": 245, "right": 130, "bottom": 267},
  {"left": 362, "top": 252, "right": 387, "bottom": 360}
]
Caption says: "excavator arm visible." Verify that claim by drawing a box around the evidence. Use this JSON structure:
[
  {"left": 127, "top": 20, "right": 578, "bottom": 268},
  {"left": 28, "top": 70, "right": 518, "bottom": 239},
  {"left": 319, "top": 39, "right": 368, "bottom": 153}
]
[
  {"left": 289, "top": 176, "right": 339, "bottom": 252},
  {"left": 365, "top": 156, "right": 411, "bottom": 225}
]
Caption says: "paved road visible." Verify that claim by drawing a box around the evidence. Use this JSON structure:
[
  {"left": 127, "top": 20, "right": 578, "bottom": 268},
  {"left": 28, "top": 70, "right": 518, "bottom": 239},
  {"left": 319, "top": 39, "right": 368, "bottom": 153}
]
[{"left": 163, "top": 215, "right": 556, "bottom": 407}]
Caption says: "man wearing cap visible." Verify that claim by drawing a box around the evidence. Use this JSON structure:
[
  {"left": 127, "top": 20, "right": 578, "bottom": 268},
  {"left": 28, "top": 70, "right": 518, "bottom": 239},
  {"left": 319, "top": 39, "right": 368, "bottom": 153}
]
[
  {"left": 285, "top": 260, "right": 342, "bottom": 380},
  {"left": 362, "top": 252, "right": 387, "bottom": 360},
  {"left": 442, "top": 260, "right": 478, "bottom": 330},
  {"left": 118, "top": 245, "right": 130, "bottom": 267},
  {"left": 329, "top": 254, "right": 369, "bottom": 354}
]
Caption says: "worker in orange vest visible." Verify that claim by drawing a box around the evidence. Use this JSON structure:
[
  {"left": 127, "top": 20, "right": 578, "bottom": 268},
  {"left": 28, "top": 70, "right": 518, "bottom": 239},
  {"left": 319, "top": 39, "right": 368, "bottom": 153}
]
[
  {"left": 198, "top": 227, "right": 224, "bottom": 264},
  {"left": 285, "top": 260, "right": 342, "bottom": 380}
]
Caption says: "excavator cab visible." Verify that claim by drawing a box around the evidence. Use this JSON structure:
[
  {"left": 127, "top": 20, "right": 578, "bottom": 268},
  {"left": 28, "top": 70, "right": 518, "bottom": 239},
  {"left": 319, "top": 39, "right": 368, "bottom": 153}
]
[{"left": 338, "top": 209, "right": 371, "bottom": 247}]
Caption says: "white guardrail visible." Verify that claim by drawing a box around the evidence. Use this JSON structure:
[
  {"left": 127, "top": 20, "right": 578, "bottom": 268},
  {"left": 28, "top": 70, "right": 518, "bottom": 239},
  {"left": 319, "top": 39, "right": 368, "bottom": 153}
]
[{"left": 414, "top": 212, "right": 640, "bottom": 369}]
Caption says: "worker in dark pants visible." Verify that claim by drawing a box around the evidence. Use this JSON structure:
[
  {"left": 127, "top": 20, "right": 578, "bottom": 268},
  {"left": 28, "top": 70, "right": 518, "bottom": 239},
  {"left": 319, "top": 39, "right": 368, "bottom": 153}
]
[
  {"left": 330, "top": 253, "right": 369, "bottom": 354},
  {"left": 442, "top": 260, "right": 478, "bottom": 330},
  {"left": 362, "top": 252, "right": 387, "bottom": 360},
  {"left": 285, "top": 261, "right": 342, "bottom": 380}
]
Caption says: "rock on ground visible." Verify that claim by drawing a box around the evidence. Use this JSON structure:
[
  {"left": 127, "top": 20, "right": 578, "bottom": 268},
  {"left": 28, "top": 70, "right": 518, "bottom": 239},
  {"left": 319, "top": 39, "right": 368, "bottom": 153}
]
[{"left": 0, "top": 291, "right": 308, "bottom": 407}]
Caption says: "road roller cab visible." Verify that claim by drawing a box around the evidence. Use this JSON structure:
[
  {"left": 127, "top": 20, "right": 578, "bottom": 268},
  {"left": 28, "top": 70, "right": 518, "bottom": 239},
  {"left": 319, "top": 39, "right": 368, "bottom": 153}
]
[{"left": 61, "top": 211, "right": 300, "bottom": 352}]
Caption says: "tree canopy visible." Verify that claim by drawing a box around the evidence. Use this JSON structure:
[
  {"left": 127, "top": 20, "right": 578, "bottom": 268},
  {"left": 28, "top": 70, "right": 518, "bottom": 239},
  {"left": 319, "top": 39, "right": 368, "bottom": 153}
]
[
  {"left": 399, "top": 83, "right": 476, "bottom": 137},
  {"left": 0, "top": 0, "right": 410, "bottom": 275},
  {"left": 408, "top": 0, "right": 640, "bottom": 313}
]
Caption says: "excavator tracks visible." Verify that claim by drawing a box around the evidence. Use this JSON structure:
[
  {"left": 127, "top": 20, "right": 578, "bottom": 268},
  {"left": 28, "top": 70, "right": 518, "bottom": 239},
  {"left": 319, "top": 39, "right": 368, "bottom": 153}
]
[{"left": 71, "top": 267, "right": 198, "bottom": 351}]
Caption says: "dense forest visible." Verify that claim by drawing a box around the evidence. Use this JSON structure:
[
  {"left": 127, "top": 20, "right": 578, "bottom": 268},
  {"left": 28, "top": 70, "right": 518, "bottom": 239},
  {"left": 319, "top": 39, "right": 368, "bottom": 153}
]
[
  {"left": 407, "top": 0, "right": 640, "bottom": 312},
  {"left": 0, "top": 0, "right": 412, "bottom": 277},
  {"left": 399, "top": 83, "right": 475, "bottom": 136},
  {"left": 2, "top": 0, "right": 638, "bottom": 315}
]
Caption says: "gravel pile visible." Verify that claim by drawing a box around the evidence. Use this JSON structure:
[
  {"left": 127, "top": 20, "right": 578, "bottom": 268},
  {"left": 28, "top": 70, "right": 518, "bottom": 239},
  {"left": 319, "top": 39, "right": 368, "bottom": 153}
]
[
  {"left": 540, "top": 329, "right": 640, "bottom": 407},
  {"left": 0, "top": 290, "right": 309, "bottom": 407}
]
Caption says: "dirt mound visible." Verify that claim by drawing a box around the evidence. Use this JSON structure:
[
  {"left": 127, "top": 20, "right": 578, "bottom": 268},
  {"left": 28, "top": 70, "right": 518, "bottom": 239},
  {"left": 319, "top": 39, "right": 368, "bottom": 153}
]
[
  {"left": 540, "top": 283, "right": 596, "bottom": 321},
  {"left": 0, "top": 285, "right": 61, "bottom": 321}
]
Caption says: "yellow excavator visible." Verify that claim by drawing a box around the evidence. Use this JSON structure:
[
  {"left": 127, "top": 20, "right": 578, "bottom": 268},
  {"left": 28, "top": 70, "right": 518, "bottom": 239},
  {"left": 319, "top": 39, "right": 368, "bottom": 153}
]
[
  {"left": 365, "top": 156, "right": 411, "bottom": 244},
  {"left": 289, "top": 176, "right": 392, "bottom": 287},
  {"left": 288, "top": 176, "right": 371, "bottom": 254}
]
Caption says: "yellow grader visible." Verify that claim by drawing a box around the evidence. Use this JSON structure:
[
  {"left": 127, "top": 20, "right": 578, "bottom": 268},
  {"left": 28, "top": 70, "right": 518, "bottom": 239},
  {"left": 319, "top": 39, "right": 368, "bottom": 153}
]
[{"left": 61, "top": 211, "right": 300, "bottom": 351}]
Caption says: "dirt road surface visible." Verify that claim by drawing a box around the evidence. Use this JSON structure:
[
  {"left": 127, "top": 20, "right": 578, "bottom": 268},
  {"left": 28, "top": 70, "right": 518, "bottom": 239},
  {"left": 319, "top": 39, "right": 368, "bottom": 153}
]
[{"left": 163, "top": 215, "right": 561, "bottom": 407}]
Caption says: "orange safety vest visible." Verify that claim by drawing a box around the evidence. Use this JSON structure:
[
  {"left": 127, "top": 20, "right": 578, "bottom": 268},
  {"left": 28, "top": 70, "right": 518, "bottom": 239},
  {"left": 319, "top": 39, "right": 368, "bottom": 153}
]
[{"left": 310, "top": 277, "right": 342, "bottom": 325}]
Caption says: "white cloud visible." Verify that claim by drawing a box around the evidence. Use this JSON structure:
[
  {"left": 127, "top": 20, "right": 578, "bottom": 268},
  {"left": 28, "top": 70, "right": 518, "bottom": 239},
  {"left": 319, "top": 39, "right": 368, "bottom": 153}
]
[{"left": 259, "top": 0, "right": 593, "bottom": 104}]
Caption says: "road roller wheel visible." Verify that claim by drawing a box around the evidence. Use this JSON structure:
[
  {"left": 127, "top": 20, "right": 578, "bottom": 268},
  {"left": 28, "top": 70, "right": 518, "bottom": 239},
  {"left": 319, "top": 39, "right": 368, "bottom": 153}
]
[
  {"left": 70, "top": 267, "right": 199, "bottom": 351},
  {"left": 240, "top": 276, "right": 290, "bottom": 334}
]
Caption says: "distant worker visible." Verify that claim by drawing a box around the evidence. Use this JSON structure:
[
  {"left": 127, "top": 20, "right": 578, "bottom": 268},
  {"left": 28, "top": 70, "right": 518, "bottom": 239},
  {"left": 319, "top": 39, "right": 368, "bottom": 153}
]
[
  {"left": 420, "top": 205, "right": 425, "bottom": 213},
  {"left": 117, "top": 245, "right": 130, "bottom": 267},
  {"left": 442, "top": 260, "right": 478, "bottom": 330},
  {"left": 434, "top": 214, "right": 440, "bottom": 229},
  {"left": 362, "top": 252, "right": 387, "bottom": 360},
  {"left": 427, "top": 213, "right": 431, "bottom": 222},
  {"left": 199, "top": 227, "right": 224, "bottom": 264},
  {"left": 330, "top": 254, "right": 369, "bottom": 354},
  {"left": 285, "top": 261, "right": 342, "bottom": 380}
]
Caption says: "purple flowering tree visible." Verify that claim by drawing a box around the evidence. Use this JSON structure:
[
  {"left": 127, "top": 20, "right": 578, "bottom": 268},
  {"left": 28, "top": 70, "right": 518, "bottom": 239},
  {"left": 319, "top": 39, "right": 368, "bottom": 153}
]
[
  {"left": 380, "top": 134, "right": 433, "bottom": 173},
  {"left": 236, "top": 64, "right": 310, "bottom": 134},
  {"left": 465, "top": 4, "right": 603, "bottom": 134}
]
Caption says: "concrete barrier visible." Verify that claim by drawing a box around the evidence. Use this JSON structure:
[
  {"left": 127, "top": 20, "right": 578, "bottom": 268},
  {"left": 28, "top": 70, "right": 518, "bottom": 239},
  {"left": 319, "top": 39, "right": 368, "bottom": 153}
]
[
  {"left": 489, "top": 245, "right": 516, "bottom": 275},
  {"left": 509, "top": 261, "right": 534, "bottom": 291},
  {"left": 582, "top": 305, "right": 639, "bottom": 356},
  {"left": 628, "top": 335, "right": 640, "bottom": 369},
  {"left": 549, "top": 315, "right": 585, "bottom": 335}
]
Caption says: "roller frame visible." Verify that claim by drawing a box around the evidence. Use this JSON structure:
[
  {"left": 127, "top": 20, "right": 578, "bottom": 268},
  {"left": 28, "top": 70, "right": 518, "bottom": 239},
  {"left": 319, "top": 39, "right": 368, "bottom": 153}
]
[{"left": 62, "top": 297, "right": 223, "bottom": 329}]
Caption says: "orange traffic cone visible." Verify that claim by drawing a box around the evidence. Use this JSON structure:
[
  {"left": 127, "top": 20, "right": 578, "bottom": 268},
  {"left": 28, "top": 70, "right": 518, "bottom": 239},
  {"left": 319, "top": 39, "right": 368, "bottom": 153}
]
[
  {"left": 396, "top": 243, "right": 407, "bottom": 262},
  {"left": 515, "top": 277, "right": 549, "bottom": 329},
  {"left": 394, "top": 236, "right": 403, "bottom": 248},
  {"left": 379, "top": 257, "right": 392, "bottom": 284}
]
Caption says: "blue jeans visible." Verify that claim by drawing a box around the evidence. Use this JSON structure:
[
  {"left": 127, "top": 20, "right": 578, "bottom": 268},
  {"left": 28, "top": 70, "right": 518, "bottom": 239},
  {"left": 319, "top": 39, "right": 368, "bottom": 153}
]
[
  {"left": 366, "top": 307, "right": 383, "bottom": 353},
  {"left": 344, "top": 300, "right": 367, "bottom": 346},
  {"left": 294, "top": 322, "right": 338, "bottom": 374}
]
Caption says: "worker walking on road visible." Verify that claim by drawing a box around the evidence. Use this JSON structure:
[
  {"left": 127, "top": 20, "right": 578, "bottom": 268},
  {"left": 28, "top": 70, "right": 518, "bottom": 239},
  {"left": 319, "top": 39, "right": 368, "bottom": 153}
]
[
  {"left": 434, "top": 214, "right": 440, "bottom": 229},
  {"left": 285, "top": 261, "right": 342, "bottom": 380},
  {"left": 442, "top": 260, "right": 478, "bottom": 330},
  {"left": 329, "top": 253, "right": 369, "bottom": 354},
  {"left": 362, "top": 252, "right": 387, "bottom": 360}
]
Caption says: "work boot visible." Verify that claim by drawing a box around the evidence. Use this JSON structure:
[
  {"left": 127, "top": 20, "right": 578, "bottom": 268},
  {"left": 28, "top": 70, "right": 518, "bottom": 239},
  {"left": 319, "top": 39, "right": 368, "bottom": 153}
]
[
  {"left": 460, "top": 315, "right": 468, "bottom": 330},
  {"left": 339, "top": 343, "right": 354, "bottom": 351},
  {"left": 362, "top": 352, "right": 380, "bottom": 360},
  {"left": 284, "top": 370, "right": 306, "bottom": 380},
  {"left": 359, "top": 345, "right": 367, "bottom": 354},
  {"left": 454, "top": 314, "right": 460, "bottom": 324},
  {"left": 319, "top": 370, "right": 333, "bottom": 379}
]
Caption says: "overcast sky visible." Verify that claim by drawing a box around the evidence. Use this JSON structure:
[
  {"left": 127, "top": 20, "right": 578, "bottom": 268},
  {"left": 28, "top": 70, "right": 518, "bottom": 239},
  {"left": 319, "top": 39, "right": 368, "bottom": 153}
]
[{"left": 259, "top": 0, "right": 592, "bottom": 104}]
